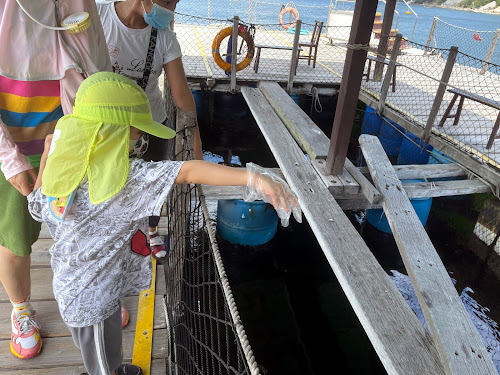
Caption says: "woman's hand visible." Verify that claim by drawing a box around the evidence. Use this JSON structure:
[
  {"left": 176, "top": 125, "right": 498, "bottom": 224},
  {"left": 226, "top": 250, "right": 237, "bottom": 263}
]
[
  {"left": 244, "top": 163, "right": 302, "bottom": 227},
  {"left": 8, "top": 169, "right": 37, "bottom": 196}
]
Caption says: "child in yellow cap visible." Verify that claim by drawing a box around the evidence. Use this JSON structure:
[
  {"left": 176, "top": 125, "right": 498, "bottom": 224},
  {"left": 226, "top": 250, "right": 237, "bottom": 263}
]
[{"left": 27, "top": 72, "right": 301, "bottom": 375}]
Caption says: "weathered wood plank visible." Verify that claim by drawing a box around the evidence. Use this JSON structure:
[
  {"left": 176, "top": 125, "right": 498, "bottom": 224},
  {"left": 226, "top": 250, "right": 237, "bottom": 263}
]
[
  {"left": 2, "top": 359, "right": 167, "bottom": 375},
  {"left": 0, "top": 329, "right": 167, "bottom": 370},
  {"left": 0, "top": 295, "right": 166, "bottom": 340},
  {"left": 359, "top": 134, "right": 496, "bottom": 375},
  {"left": 358, "top": 163, "right": 467, "bottom": 179},
  {"left": 404, "top": 179, "right": 490, "bottom": 198},
  {"left": 259, "top": 81, "right": 330, "bottom": 160},
  {"left": 0, "top": 267, "right": 166, "bottom": 302},
  {"left": 241, "top": 86, "right": 445, "bottom": 375}
]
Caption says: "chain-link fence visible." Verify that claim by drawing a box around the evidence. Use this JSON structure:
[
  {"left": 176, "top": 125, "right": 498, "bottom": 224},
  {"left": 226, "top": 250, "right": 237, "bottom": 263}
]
[{"left": 165, "top": 114, "right": 260, "bottom": 375}]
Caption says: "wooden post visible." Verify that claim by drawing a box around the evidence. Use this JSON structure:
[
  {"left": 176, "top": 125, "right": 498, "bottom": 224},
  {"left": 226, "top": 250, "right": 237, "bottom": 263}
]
[
  {"left": 480, "top": 29, "right": 500, "bottom": 75},
  {"left": 376, "top": 34, "right": 402, "bottom": 114},
  {"left": 230, "top": 16, "right": 239, "bottom": 92},
  {"left": 424, "top": 16, "right": 438, "bottom": 55},
  {"left": 325, "top": 0, "right": 378, "bottom": 176},
  {"left": 373, "top": 0, "right": 396, "bottom": 81},
  {"left": 422, "top": 46, "right": 458, "bottom": 143},
  {"left": 287, "top": 19, "right": 302, "bottom": 94}
]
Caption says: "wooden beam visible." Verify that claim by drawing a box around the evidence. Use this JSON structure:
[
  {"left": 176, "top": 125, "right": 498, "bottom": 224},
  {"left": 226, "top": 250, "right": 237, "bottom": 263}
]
[
  {"left": 373, "top": 0, "right": 397, "bottom": 81},
  {"left": 359, "top": 134, "right": 497, "bottom": 375},
  {"left": 358, "top": 164, "right": 467, "bottom": 179},
  {"left": 242, "top": 86, "right": 445, "bottom": 375},
  {"left": 326, "top": 0, "right": 378, "bottom": 175},
  {"left": 258, "top": 81, "right": 329, "bottom": 160}
]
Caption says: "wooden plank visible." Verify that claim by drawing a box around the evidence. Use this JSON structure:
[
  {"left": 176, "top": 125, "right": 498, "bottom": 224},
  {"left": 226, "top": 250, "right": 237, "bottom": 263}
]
[
  {"left": 241, "top": 86, "right": 445, "bottom": 375},
  {"left": 343, "top": 158, "right": 381, "bottom": 203},
  {"left": 358, "top": 163, "right": 467, "bottom": 179},
  {"left": 359, "top": 134, "right": 497, "bottom": 375},
  {"left": 258, "top": 81, "right": 329, "bottom": 160},
  {"left": 0, "top": 267, "right": 166, "bottom": 302},
  {"left": 404, "top": 179, "right": 490, "bottom": 198},
  {"left": 0, "top": 329, "right": 167, "bottom": 371},
  {"left": 313, "top": 159, "right": 359, "bottom": 195},
  {"left": 3, "top": 359, "right": 167, "bottom": 375},
  {"left": 0, "top": 295, "right": 166, "bottom": 340}
]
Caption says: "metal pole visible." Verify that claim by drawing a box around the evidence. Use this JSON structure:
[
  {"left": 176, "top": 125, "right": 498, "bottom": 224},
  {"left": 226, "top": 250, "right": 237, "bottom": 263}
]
[
  {"left": 208, "top": 0, "right": 211, "bottom": 24},
  {"left": 424, "top": 16, "right": 438, "bottom": 55},
  {"left": 230, "top": 16, "right": 239, "bottom": 92},
  {"left": 422, "top": 46, "right": 458, "bottom": 143},
  {"left": 480, "top": 29, "right": 500, "bottom": 75},
  {"left": 377, "top": 34, "right": 402, "bottom": 114},
  {"left": 287, "top": 19, "right": 302, "bottom": 94},
  {"left": 248, "top": 0, "right": 252, "bottom": 24}
]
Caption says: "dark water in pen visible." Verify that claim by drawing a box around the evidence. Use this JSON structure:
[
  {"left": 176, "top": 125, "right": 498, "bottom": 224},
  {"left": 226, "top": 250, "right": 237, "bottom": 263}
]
[{"left": 199, "top": 91, "right": 500, "bottom": 374}]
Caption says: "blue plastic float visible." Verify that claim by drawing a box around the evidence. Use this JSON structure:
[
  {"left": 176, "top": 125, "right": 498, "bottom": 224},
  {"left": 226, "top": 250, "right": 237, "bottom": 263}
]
[
  {"left": 216, "top": 199, "right": 279, "bottom": 246},
  {"left": 397, "top": 132, "right": 433, "bottom": 165},
  {"left": 365, "top": 179, "right": 432, "bottom": 234}
]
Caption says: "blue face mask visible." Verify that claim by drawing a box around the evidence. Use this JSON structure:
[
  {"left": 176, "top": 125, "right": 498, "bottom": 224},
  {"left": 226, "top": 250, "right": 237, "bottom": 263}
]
[{"left": 142, "top": 1, "right": 174, "bottom": 29}]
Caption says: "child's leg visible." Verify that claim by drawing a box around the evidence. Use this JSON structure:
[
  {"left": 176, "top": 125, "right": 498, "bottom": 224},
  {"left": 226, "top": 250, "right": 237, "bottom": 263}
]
[
  {"left": 68, "top": 305, "right": 123, "bottom": 375},
  {"left": 148, "top": 217, "right": 167, "bottom": 263}
]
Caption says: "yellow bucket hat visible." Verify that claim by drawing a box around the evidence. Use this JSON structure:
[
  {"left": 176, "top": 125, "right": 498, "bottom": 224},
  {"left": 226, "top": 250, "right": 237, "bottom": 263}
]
[{"left": 42, "top": 72, "right": 176, "bottom": 204}]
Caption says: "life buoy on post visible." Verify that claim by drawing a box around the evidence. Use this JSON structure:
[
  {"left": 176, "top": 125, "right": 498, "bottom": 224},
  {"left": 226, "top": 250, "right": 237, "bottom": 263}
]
[
  {"left": 279, "top": 7, "right": 299, "bottom": 30},
  {"left": 212, "top": 26, "right": 255, "bottom": 72}
]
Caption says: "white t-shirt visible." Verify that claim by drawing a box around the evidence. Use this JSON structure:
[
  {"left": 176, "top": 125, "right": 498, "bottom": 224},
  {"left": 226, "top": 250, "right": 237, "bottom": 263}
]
[
  {"left": 28, "top": 159, "right": 183, "bottom": 327},
  {"left": 97, "top": 3, "right": 182, "bottom": 123}
]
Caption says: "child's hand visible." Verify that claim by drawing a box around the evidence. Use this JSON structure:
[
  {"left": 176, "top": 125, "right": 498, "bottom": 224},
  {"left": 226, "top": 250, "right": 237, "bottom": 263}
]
[{"left": 244, "top": 163, "right": 302, "bottom": 227}]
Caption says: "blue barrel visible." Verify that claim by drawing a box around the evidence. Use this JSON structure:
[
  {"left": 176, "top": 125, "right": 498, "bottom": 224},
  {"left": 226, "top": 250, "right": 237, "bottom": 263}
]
[
  {"left": 365, "top": 179, "right": 432, "bottom": 234},
  {"left": 191, "top": 89, "right": 203, "bottom": 122},
  {"left": 379, "top": 118, "right": 405, "bottom": 157},
  {"left": 397, "top": 132, "right": 433, "bottom": 165},
  {"left": 290, "top": 94, "right": 300, "bottom": 105},
  {"left": 361, "top": 106, "right": 383, "bottom": 136},
  {"left": 216, "top": 200, "right": 278, "bottom": 246}
]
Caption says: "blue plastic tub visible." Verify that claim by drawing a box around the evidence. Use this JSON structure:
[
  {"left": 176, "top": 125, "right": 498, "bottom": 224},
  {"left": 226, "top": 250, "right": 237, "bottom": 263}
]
[
  {"left": 290, "top": 94, "right": 300, "bottom": 105},
  {"left": 361, "top": 106, "right": 383, "bottom": 136},
  {"left": 365, "top": 179, "right": 432, "bottom": 234},
  {"left": 397, "top": 132, "right": 433, "bottom": 165},
  {"left": 379, "top": 118, "right": 405, "bottom": 157},
  {"left": 216, "top": 200, "right": 278, "bottom": 246}
]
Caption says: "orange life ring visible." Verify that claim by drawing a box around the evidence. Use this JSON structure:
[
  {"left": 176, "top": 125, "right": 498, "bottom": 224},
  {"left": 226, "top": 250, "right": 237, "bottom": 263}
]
[
  {"left": 279, "top": 7, "right": 299, "bottom": 30},
  {"left": 212, "top": 26, "right": 255, "bottom": 72}
]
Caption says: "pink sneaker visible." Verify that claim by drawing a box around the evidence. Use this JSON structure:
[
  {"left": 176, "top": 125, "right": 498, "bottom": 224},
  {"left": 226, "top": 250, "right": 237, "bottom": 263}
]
[
  {"left": 10, "top": 308, "right": 42, "bottom": 359},
  {"left": 121, "top": 305, "right": 129, "bottom": 328}
]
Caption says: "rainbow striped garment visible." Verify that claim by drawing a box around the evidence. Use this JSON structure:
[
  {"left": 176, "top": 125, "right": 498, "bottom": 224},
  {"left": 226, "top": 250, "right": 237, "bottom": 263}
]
[{"left": 0, "top": 75, "right": 63, "bottom": 167}]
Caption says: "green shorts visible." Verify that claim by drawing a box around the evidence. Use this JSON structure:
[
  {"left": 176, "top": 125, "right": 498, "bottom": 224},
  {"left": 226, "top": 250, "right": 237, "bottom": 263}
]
[{"left": 0, "top": 162, "right": 41, "bottom": 256}]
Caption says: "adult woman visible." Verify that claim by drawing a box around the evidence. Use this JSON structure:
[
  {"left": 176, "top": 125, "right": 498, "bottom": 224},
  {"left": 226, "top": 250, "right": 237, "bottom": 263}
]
[
  {"left": 0, "top": 0, "right": 112, "bottom": 360},
  {"left": 97, "top": 0, "right": 203, "bottom": 259}
]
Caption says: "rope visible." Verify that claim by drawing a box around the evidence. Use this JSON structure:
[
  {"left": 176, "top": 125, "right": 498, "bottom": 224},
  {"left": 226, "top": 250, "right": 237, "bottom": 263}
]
[
  {"left": 198, "top": 188, "right": 261, "bottom": 375},
  {"left": 346, "top": 43, "right": 370, "bottom": 50},
  {"left": 310, "top": 87, "right": 323, "bottom": 113},
  {"left": 435, "top": 17, "right": 497, "bottom": 34}
]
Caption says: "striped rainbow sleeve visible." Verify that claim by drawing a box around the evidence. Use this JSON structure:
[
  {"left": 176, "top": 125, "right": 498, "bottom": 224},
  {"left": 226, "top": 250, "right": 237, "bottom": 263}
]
[{"left": 0, "top": 75, "right": 63, "bottom": 159}]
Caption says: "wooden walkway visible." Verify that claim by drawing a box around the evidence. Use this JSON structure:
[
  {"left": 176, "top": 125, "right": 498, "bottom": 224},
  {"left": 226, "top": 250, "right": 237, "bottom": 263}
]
[{"left": 0, "top": 223, "right": 169, "bottom": 374}]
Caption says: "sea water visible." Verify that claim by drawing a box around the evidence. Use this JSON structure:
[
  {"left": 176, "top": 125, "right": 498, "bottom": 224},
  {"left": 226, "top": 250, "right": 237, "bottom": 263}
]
[{"left": 176, "top": 0, "right": 500, "bottom": 64}]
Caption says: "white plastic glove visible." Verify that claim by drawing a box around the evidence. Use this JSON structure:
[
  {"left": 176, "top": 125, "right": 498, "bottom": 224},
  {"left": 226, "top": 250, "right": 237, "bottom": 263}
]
[{"left": 244, "top": 163, "right": 302, "bottom": 227}]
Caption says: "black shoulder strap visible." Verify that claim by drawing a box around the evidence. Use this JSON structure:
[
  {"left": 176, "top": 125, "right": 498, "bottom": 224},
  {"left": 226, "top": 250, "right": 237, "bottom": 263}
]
[{"left": 138, "top": 27, "right": 158, "bottom": 91}]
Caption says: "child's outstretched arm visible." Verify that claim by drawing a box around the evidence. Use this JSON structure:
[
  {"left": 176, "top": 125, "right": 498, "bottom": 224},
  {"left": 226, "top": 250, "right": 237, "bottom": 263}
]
[{"left": 175, "top": 160, "right": 302, "bottom": 226}]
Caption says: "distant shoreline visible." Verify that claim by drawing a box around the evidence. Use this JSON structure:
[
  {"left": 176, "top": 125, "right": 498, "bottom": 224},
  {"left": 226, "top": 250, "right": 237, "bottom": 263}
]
[{"left": 419, "top": 3, "right": 500, "bottom": 16}]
